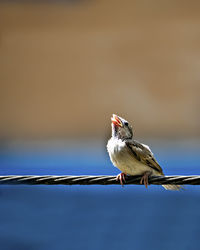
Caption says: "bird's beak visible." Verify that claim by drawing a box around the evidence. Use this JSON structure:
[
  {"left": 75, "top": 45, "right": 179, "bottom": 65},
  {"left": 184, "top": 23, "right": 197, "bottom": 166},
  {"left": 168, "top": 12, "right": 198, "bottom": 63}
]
[{"left": 111, "top": 114, "right": 123, "bottom": 127}]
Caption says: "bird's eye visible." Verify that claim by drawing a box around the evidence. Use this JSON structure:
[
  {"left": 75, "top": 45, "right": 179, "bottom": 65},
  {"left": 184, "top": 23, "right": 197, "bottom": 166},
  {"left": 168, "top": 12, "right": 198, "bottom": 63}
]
[{"left": 124, "top": 122, "right": 128, "bottom": 126}]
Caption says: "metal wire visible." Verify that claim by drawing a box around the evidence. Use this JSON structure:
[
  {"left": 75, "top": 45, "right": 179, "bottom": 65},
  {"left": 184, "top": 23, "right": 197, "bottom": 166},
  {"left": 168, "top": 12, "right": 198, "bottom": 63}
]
[{"left": 0, "top": 175, "right": 199, "bottom": 186}]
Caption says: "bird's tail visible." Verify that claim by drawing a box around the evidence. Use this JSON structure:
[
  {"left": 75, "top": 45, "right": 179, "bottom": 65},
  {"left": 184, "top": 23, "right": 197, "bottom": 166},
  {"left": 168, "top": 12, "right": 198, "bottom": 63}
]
[{"left": 162, "top": 185, "right": 183, "bottom": 191}]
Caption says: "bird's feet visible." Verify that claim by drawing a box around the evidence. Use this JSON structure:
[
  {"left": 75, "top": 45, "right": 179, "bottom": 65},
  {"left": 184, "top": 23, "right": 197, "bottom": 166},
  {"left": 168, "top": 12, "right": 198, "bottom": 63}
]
[
  {"left": 140, "top": 171, "right": 152, "bottom": 188},
  {"left": 116, "top": 173, "right": 127, "bottom": 186}
]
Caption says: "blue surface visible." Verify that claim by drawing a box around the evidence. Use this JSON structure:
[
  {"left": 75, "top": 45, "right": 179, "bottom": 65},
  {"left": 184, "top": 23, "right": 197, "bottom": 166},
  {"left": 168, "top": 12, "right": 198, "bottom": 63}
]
[{"left": 0, "top": 142, "right": 200, "bottom": 250}]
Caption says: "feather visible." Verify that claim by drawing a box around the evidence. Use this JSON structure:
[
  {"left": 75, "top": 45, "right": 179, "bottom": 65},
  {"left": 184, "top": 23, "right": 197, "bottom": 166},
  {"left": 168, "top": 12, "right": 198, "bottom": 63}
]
[
  {"left": 125, "top": 139, "right": 164, "bottom": 175},
  {"left": 162, "top": 185, "right": 183, "bottom": 191}
]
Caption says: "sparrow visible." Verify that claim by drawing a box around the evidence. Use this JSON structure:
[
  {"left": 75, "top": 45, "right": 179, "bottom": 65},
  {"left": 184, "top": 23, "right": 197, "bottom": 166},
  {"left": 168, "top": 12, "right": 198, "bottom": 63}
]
[{"left": 107, "top": 114, "right": 181, "bottom": 190}]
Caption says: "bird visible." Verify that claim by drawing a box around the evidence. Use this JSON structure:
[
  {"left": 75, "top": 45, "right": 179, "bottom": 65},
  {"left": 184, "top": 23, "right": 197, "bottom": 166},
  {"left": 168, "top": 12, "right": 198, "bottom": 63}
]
[{"left": 107, "top": 114, "right": 181, "bottom": 190}]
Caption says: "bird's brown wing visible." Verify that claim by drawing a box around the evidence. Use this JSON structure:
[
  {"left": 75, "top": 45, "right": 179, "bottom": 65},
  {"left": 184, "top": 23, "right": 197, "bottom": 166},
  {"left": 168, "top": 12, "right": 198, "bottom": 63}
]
[{"left": 125, "top": 140, "right": 164, "bottom": 175}]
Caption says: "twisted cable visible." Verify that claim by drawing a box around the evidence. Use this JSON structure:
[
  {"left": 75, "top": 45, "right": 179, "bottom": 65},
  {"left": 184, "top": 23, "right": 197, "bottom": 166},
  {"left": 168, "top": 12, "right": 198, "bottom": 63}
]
[{"left": 0, "top": 175, "right": 199, "bottom": 185}]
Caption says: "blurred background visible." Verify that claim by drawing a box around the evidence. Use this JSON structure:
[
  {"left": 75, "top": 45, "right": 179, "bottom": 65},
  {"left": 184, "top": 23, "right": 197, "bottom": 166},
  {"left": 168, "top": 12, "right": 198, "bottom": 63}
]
[{"left": 0, "top": 0, "right": 200, "bottom": 249}]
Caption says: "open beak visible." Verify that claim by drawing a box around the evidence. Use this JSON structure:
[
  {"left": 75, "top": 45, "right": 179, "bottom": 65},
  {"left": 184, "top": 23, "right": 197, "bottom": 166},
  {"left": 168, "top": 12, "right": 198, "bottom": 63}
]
[{"left": 111, "top": 114, "right": 123, "bottom": 127}]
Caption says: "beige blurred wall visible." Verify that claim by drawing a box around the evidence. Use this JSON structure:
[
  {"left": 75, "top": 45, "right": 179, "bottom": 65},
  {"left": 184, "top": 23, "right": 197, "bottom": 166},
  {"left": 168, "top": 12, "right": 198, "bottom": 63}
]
[{"left": 0, "top": 1, "right": 200, "bottom": 139}]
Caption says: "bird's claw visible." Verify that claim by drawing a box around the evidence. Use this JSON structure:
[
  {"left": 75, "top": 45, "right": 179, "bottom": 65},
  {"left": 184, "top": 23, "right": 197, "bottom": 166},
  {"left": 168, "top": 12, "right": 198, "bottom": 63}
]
[
  {"left": 116, "top": 173, "right": 127, "bottom": 187},
  {"left": 140, "top": 171, "right": 151, "bottom": 188}
]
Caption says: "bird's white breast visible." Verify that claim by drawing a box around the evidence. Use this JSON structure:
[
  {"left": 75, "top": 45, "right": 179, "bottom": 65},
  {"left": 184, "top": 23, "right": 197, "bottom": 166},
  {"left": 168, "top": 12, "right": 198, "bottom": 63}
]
[{"left": 107, "top": 137, "right": 151, "bottom": 175}]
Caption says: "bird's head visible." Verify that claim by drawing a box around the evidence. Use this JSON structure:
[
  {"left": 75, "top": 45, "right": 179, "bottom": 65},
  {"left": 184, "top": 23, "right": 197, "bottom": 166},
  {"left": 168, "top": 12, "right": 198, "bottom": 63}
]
[{"left": 111, "top": 114, "right": 133, "bottom": 140}]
